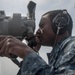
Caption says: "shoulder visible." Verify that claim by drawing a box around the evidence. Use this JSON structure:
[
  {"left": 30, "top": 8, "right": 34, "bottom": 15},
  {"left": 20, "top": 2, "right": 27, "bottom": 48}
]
[
  {"left": 56, "top": 36, "right": 75, "bottom": 65},
  {"left": 54, "top": 36, "right": 75, "bottom": 74}
]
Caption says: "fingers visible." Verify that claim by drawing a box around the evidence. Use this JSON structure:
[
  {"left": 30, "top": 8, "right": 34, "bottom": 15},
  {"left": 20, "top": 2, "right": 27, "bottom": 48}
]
[
  {"left": 9, "top": 46, "right": 22, "bottom": 58},
  {"left": 4, "top": 41, "right": 13, "bottom": 58},
  {"left": 0, "top": 35, "right": 36, "bottom": 59},
  {"left": 0, "top": 37, "right": 8, "bottom": 49},
  {"left": 0, "top": 36, "right": 14, "bottom": 47},
  {"left": 0, "top": 36, "right": 17, "bottom": 57},
  {"left": 0, "top": 37, "right": 10, "bottom": 56},
  {"left": 0, "top": 35, "right": 6, "bottom": 42}
]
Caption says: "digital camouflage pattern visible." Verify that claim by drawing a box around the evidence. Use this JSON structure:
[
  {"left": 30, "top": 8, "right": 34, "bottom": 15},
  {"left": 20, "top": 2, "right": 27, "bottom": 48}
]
[{"left": 17, "top": 36, "right": 75, "bottom": 75}]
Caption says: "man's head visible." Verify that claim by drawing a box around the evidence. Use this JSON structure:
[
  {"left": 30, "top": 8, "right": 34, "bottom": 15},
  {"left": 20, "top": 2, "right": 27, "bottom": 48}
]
[
  {"left": 43, "top": 9, "right": 73, "bottom": 35},
  {"left": 36, "top": 9, "right": 73, "bottom": 46}
]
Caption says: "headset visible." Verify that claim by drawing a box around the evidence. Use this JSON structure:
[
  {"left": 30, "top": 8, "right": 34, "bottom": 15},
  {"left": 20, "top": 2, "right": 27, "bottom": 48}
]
[{"left": 52, "top": 10, "right": 70, "bottom": 35}]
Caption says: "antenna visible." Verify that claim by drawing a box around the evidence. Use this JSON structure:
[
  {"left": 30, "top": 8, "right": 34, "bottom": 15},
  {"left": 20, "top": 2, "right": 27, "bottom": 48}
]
[{"left": 27, "top": 1, "right": 36, "bottom": 19}]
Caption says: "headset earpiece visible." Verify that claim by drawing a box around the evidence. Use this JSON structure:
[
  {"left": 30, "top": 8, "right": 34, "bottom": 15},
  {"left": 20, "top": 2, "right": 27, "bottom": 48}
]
[{"left": 52, "top": 10, "right": 70, "bottom": 35}]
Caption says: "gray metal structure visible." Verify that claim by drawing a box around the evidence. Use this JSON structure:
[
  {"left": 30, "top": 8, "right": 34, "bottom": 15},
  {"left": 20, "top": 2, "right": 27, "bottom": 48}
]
[{"left": 0, "top": 1, "right": 36, "bottom": 40}]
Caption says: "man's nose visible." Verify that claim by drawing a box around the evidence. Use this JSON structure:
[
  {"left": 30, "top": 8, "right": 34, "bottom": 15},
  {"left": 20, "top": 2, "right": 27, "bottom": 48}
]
[{"left": 36, "top": 28, "right": 43, "bottom": 35}]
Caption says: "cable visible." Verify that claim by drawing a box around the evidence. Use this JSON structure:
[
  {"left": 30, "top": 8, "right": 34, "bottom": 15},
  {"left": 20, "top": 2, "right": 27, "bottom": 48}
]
[{"left": 53, "top": 23, "right": 61, "bottom": 48}]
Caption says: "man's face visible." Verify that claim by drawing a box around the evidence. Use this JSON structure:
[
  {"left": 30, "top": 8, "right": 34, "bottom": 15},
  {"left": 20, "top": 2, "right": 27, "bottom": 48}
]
[{"left": 36, "top": 14, "right": 56, "bottom": 46}]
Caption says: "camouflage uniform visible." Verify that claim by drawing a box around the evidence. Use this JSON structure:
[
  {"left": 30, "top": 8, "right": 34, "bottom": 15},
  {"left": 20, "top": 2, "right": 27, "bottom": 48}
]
[{"left": 17, "top": 36, "right": 75, "bottom": 75}]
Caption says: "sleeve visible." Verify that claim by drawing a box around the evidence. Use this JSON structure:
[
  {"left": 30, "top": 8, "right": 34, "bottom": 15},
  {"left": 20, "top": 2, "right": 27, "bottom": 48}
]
[
  {"left": 54, "top": 40, "right": 75, "bottom": 75},
  {"left": 20, "top": 52, "right": 53, "bottom": 75}
]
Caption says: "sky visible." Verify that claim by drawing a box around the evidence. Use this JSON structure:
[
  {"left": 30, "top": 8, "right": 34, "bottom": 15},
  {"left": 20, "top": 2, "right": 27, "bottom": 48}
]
[{"left": 0, "top": 0, "right": 75, "bottom": 75}]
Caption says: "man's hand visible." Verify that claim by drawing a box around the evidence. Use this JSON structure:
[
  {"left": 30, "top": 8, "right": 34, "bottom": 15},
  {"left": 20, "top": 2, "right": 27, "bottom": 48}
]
[
  {"left": 33, "top": 36, "right": 41, "bottom": 52},
  {"left": 0, "top": 36, "right": 34, "bottom": 59}
]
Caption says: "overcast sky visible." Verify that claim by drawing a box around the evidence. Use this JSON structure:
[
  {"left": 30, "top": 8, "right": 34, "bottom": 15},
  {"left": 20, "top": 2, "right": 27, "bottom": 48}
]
[{"left": 0, "top": 0, "right": 75, "bottom": 75}]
